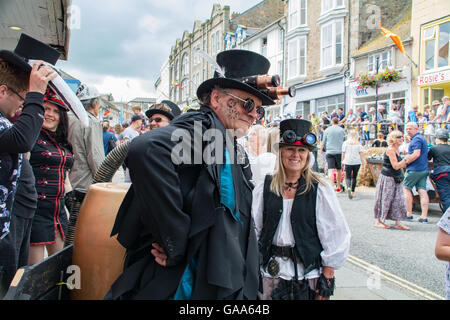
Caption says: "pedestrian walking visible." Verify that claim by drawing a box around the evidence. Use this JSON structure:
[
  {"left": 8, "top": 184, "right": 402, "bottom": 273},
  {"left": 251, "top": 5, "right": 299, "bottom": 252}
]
[
  {"left": 322, "top": 117, "right": 346, "bottom": 192},
  {"left": 28, "top": 89, "right": 73, "bottom": 265},
  {"left": 403, "top": 122, "right": 430, "bottom": 223},
  {"left": 342, "top": 129, "right": 365, "bottom": 199},
  {"left": 373, "top": 130, "right": 410, "bottom": 230},
  {"left": 252, "top": 119, "right": 350, "bottom": 300},
  {"left": 428, "top": 129, "right": 450, "bottom": 212}
]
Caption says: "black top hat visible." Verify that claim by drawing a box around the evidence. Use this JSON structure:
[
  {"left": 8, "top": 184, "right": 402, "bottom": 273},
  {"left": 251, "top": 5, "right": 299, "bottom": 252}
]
[
  {"left": 278, "top": 119, "right": 317, "bottom": 151},
  {"left": 145, "top": 100, "right": 181, "bottom": 120},
  {"left": 0, "top": 33, "right": 60, "bottom": 72},
  {"left": 196, "top": 50, "right": 275, "bottom": 106}
]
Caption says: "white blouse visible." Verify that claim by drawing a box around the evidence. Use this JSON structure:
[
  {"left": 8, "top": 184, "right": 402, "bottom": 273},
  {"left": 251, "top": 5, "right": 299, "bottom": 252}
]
[{"left": 251, "top": 178, "right": 351, "bottom": 280}]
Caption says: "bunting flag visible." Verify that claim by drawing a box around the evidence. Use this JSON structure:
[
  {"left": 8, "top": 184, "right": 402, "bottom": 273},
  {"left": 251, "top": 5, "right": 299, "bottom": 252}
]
[
  {"left": 380, "top": 24, "right": 405, "bottom": 54},
  {"left": 104, "top": 110, "right": 111, "bottom": 117},
  {"left": 173, "top": 81, "right": 184, "bottom": 90}
]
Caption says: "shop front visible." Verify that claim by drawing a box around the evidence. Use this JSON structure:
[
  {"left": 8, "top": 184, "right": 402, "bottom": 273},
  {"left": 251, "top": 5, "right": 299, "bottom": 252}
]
[
  {"left": 417, "top": 68, "right": 450, "bottom": 107},
  {"left": 283, "top": 75, "right": 345, "bottom": 119},
  {"left": 348, "top": 67, "right": 411, "bottom": 118}
]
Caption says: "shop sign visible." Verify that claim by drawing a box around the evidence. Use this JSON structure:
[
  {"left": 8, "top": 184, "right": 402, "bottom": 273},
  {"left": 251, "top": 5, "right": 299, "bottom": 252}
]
[
  {"left": 355, "top": 88, "right": 369, "bottom": 96},
  {"left": 418, "top": 69, "right": 450, "bottom": 86}
]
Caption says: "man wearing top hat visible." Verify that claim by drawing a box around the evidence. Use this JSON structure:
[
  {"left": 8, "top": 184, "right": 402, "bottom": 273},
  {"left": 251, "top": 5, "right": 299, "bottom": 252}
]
[
  {"left": 107, "top": 50, "right": 280, "bottom": 300},
  {"left": 0, "top": 34, "right": 60, "bottom": 297},
  {"left": 145, "top": 100, "right": 181, "bottom": 131}
]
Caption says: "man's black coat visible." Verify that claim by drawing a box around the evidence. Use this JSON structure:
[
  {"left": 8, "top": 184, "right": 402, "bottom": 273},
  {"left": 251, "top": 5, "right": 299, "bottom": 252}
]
[{"left": 106, "top": 107, "right": 259, "bottom": 299}]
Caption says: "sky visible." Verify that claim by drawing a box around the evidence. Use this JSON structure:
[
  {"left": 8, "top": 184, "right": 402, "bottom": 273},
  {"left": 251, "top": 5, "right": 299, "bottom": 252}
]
[{"left": 58, "top": 0, "right": 263, "bottom": 102}]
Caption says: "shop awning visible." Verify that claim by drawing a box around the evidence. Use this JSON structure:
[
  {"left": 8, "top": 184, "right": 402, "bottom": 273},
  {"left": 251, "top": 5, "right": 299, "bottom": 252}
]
[{"left": 0, "top": 0, "right": 71, "bottom": 60}]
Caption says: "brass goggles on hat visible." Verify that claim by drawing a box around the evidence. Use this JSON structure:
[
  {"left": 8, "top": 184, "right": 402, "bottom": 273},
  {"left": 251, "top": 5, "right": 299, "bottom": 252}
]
[{"left": 281, "top": 130, "right": 317, "bottom": 146}]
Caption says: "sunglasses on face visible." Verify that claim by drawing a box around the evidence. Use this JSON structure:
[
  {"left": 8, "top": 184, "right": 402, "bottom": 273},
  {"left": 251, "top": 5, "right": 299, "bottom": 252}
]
[
  {"left": 2, "top": 84, "right": 25, "bottom": 102},
  {"left": 149, "top": 117, "right": 166, "bottom": 123},
  {"left": 221, "top": 90, "right": 265, "bottom": 121},
  {"left": 396, "top": 136, "right": 403, "bottom": 139}
]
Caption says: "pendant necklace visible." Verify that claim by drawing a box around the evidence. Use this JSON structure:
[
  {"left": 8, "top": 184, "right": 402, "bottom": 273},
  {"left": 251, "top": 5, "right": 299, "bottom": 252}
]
[{"left": 284, "top": 181, "right": 299, "bottom": 191}]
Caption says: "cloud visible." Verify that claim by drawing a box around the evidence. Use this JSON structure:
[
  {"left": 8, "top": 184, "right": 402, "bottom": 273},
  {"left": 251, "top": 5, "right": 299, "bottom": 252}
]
[{"left": 62, "top": 0, "right": 262, "bottom": 102}]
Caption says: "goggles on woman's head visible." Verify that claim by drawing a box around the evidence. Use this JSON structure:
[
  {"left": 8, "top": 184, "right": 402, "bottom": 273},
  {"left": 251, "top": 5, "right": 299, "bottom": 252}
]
[{"left": 281, "top": 130, "right": 316, "bottom": 146}]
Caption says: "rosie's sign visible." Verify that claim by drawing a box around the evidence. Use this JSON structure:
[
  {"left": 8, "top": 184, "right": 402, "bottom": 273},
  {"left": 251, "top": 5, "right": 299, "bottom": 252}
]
[{"left": 418, "top": 69, "right": 450, "bottom": 85}]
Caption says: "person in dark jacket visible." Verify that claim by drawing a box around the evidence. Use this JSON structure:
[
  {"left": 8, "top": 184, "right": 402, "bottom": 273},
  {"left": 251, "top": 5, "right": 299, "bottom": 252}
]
[
  {"left": 28, "top": 89, "right": 73, "bottom": 265},
  {"left": 106, "top": 50, "right": 281, "bottom": 300},
  {"left": 428, "top": 129, "right": 450, "bottom": 212},
  {"left": 0, "top": 34, "right": 59, "bottom": 297},
  {"left": 252, "top": 119, "right": 350, "bottom": 300}
]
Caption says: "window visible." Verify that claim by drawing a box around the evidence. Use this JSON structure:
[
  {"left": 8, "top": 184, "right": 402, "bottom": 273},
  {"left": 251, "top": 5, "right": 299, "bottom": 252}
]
[
  {"left": 181, "top": 79, "right": 189, "bottom": 101},
  {"left": 182, "top": 53, "right": 189, "bottom": 76},
  {"left": 423, "top": 20, "right": 450, "bottom": 71},
  {"left": 261, "top": 37, "right": 267, "bottom": 57},
  {"left": 289, "top": 0, "right": 307, "bottom": 30},
  {"left": 317, "top": 94, "right": 344, "bottom": 115},
  {"left": 288, "top": 37, "right": 307, "bottom": 80},
  {"left": 193, "top": 45, "right": 201, "bottom": 65},
  {"left": 322, "top": 0, "right": 344, "bottom": 13},
  {"left": 321, "top": 24, "right": 333, "bottom": 68},
  {"left": 174, "top": 59, "right": 179, "bottom": 80},
  {"left": 216, "top": 31, "right": 221, "bottom": 53},
  {"left": 211, "top": 33, "right": 216, "bottom": 54},
  {"left": 368, "top": 50, "right": 392, "bottom": 72}
]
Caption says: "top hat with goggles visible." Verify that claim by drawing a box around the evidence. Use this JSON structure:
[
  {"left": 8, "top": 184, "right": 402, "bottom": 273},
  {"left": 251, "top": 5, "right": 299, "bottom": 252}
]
[
  {"left": 196, "top": 50, "right": 295, "bottom": 119},
  {"left": 278, "top": 119, "right": 317, "bottom": 151}
]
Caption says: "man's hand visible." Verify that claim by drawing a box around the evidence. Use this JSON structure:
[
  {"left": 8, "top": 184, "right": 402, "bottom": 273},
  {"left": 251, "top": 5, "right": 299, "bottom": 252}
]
[
  {"left": 151, "top": 242, "right": 167, "bottom": 267},
  {"left": 28, "top": 60, "right": 57, "bottom": 94}
]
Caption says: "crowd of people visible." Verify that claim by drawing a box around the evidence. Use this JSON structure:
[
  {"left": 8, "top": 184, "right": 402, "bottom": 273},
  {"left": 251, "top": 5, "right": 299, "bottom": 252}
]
[{"left": 0, "top": 35, "right": 449, "bottom": 301}]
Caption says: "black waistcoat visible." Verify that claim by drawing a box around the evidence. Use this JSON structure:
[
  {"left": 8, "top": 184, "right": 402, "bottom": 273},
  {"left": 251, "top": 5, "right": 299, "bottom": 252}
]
[{"left": 259, "top": 175, "right": 323, "bottom": 275}]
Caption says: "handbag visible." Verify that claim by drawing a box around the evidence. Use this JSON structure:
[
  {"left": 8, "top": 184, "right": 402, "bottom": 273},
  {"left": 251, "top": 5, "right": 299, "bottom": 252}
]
[
  {"left": 107, "top": 134, "right": 116, "bottom": 153},
  {"left": 393, "top": 175, "right": 404, "bottom": 184}
]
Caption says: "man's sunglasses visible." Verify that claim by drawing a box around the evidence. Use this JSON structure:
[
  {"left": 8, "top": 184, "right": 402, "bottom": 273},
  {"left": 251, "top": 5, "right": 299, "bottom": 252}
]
[
  {"left": 221, "top": 90, "right": 265, "bottom": 121},
  {"left": 2, "top": 84, "right": 25, "bottom": 102},
  {"left": 149, "top": 117, "right": 166, "bottom": 123}
]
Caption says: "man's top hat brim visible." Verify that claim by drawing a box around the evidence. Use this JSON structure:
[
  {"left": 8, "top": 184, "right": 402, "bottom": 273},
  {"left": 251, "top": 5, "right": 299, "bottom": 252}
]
[
  {"left": 197, "top": 77, "right": 276, "bottom": 106},
  {"left": 0, "top": 33, "right": 60, "bottom": 73}
]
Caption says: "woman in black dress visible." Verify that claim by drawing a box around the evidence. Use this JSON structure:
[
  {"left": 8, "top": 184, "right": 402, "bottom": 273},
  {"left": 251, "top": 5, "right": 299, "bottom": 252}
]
[{"left": 28, "top": 89, "right": 73, "bottom": 264}]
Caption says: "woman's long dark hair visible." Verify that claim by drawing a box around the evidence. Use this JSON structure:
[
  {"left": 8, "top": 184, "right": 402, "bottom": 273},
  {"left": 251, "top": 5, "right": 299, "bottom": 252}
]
[{"left": 53, "top": 108, "right": 72, "bottom": 153}]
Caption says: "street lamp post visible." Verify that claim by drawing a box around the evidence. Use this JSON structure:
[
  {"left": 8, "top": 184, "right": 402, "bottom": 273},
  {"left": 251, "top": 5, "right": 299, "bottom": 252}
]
[{"left": 375, "top": 56, "right": 380, "bottom": 137}]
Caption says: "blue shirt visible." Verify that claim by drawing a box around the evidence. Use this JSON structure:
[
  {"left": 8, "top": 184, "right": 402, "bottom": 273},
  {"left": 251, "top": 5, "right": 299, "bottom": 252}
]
[
  {"left": 407, "top": 133, "right": 429, "bottom": 171},
  {"left": 408, "top": 110, "right": 418, "bottom": 123},
  {"left": 102, "top": 131, "right": 117, "bottom": 155}
]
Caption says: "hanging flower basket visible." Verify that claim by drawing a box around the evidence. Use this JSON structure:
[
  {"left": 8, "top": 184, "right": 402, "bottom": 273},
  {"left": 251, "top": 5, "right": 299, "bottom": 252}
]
[{"left": 355, "top": 68, "right": 402, "bottom": 90}]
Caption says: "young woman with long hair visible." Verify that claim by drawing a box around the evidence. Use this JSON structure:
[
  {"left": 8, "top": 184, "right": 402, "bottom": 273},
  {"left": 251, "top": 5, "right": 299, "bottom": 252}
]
[{"left": 28, "top": 89, "right": 73, "bottom": 264}]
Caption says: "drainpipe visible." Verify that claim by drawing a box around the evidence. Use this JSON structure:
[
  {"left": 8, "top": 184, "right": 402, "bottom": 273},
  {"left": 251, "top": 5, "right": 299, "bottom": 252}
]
[{"left": 277, "top": 18, "right": 286, "bottom": 117}]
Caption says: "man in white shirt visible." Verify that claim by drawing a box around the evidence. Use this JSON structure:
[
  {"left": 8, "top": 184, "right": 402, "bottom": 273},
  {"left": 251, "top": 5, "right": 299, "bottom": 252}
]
[{"left": 122, "top": 114, "right": 143, "bottom": 142}]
